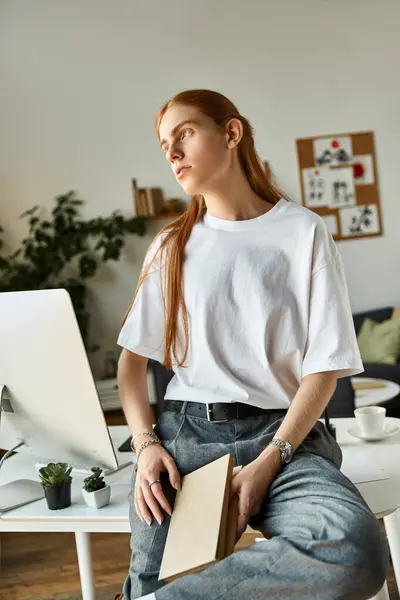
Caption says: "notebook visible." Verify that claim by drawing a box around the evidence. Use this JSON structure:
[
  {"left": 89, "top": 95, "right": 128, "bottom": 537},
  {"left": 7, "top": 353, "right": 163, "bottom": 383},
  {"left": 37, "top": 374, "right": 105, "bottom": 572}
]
[{"left": 159, "top": 453, "right": 239, "bottom": 583}]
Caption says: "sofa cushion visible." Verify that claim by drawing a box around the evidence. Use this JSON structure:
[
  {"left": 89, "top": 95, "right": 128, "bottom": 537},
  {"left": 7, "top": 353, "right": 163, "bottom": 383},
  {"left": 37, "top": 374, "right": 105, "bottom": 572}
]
[
  {"left": 353, "top": 307, "right": 393, "bottom": 335},
  {"left": 357, "top": 317, "right": 400, "bottom": 364}
]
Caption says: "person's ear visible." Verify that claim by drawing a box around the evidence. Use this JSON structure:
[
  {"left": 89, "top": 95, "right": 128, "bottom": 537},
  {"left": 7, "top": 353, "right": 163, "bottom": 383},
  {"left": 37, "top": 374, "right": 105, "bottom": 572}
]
[{"left": 225, "top": 118, "right": 243, "bottom": 149}]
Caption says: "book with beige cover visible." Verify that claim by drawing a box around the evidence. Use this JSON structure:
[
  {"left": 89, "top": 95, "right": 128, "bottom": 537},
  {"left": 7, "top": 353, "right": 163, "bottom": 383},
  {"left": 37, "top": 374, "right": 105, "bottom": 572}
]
[{"left": 159, "top": 454, "right": 239, "bottom": 583}]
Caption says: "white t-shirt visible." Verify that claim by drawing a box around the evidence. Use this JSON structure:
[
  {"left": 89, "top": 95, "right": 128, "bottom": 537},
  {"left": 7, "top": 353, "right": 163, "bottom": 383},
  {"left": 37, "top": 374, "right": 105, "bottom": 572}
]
[{"left": 117, "top": 198, "right": 364, "bottom": 409}]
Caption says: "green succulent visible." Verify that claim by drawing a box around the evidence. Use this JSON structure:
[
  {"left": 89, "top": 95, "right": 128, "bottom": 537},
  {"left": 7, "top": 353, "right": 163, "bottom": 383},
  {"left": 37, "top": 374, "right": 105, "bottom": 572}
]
[
  {"left": 83, "top": 467, "right": 106, "bottom": 492},
  {"left": 38, "top": 462, "right": 72, "bottom": 487}
]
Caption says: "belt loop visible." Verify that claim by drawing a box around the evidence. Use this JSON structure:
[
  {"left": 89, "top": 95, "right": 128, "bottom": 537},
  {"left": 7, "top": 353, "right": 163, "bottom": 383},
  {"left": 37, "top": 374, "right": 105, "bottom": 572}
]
[{"left": 180, "top": 401, "right": 188, "bottom": 415}]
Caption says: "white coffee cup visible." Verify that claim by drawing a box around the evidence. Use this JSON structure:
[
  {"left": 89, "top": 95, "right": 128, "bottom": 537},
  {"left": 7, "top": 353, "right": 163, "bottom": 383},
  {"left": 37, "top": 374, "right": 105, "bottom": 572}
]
[{"left": 354, "top": 406, "right": 386, "bottom": 437}]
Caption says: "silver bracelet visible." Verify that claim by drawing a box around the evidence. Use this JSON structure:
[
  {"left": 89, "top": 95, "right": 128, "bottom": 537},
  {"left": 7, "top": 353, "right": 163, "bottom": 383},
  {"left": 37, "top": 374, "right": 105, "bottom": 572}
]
[
  {"left": 130, "top": 431, "right": 157, "bottom": 453},
  {"left": 136, "top": 438, "right": 161, "bottom": 461}
]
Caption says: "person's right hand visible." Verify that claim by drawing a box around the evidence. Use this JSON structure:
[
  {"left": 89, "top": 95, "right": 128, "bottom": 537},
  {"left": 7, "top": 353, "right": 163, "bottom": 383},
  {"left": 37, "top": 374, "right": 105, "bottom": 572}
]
[{"left": 134, "top": 443, "right": 181, "bottom": 526}]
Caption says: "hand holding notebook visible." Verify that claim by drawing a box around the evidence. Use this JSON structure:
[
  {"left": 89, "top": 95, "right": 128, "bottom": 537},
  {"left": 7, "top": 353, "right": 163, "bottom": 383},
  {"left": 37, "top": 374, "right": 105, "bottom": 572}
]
[{"left": 159, "top": 454, "right": 243, "bottom": 583}]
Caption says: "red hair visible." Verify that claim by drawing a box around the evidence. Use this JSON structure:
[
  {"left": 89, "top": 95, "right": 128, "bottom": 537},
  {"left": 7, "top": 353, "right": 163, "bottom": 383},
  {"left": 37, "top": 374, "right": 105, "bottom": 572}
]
[{"left": 123, "top": 89, "right": 284, "bottom": 370}]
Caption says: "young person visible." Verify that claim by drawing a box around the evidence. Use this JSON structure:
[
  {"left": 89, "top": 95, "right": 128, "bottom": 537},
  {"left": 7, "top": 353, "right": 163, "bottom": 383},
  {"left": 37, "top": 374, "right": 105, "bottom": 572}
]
[{"left": 115, "top": 89, "right": 388, "bottom": 600}]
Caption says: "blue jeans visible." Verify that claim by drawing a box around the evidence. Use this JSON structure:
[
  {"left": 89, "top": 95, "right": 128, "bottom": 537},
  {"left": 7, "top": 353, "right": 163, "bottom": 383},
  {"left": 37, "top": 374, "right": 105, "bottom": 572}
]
[{"left": 122, "top": 405, "right": 389, "bottom": 599}]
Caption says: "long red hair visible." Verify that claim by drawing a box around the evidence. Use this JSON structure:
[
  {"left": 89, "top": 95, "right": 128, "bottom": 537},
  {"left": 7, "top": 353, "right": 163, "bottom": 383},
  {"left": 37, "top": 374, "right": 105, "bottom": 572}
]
[{"left": 123, "top": 89, "right": 285, "bottom": 370}]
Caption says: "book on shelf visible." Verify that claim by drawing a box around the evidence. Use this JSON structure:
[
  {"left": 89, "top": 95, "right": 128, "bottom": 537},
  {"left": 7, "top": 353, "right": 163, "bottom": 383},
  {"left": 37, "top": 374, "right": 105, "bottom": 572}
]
[
  {"left": 131, "top": 179, "right": 166, "bottom": 217},
  {"left": 131, "top": 179, "right": 141, "bottom": 216},
  {"left": 139, "top": 188, "right": 148, "bottom": 215},
  {"left": 159, "top": 453, "right": 241, "bottom": 584},
  {"left": 141, "top": 187, "right": 165, "bottom": 217},
  {"left": 150, "top": 187, "right": 165, "bottom": 216},
  {"left": 144, "top": 188, "right": 155, "bottom": 216}
]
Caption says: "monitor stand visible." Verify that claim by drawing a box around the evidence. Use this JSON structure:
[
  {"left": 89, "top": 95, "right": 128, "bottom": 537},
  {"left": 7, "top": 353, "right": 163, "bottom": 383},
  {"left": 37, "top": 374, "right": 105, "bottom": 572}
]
[
  {"left": 0, "top": 384, "right": 44, "bottom": 513},
  {"left": 0, "top": 479, "right": 44, "bottom": 513}
]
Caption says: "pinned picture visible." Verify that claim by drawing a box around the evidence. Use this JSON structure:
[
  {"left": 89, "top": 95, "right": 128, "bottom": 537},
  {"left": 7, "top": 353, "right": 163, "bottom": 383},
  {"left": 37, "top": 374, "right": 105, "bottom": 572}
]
[
  {"left": 302, "top": 167, "right": 331, "bottom": 208},
  {"left": 296, "top": 131, "right": 382, "bottom": 241},
  {"left": 322, "top": 214, "right": 338, "bottom": 237},
  {"left": 352, "top": 155, "right": 374, "bottom": 185},
  {"left": 339, "top": 205, "right": 379, "bottom": 237},
  {"left": 329, "top": 166, "right": 356, "bottom": 208},
  {"left": 314, "top": 136, "right": 353, "bottom": 167}
]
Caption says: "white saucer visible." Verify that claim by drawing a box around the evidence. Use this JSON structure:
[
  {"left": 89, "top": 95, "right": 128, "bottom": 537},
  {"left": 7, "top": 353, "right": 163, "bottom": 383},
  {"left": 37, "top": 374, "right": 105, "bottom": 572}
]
[{"left": 347, "top": 422, "right": 400, "bottom": 442}]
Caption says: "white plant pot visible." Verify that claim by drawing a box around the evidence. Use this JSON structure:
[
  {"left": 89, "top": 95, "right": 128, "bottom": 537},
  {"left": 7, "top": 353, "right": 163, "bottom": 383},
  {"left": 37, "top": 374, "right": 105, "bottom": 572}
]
[{"left": 82, "top": 484, "right": 111, "bottom": 508}]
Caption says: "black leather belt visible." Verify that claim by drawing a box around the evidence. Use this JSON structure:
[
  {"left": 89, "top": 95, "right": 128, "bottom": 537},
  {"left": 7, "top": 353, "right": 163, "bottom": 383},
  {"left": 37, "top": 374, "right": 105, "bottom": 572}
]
[{"left": 164, "top": 399, "right": 276, "bottom": 422}]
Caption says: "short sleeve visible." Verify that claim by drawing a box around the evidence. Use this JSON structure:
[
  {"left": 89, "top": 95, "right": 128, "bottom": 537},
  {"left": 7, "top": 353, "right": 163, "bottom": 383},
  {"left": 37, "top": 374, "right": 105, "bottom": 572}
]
[
  {"left": 302, "top": 226, "right": 364, "bottom": 379},
  {"left": 117, "top": 235, "right": 167, "bottom": 362}
]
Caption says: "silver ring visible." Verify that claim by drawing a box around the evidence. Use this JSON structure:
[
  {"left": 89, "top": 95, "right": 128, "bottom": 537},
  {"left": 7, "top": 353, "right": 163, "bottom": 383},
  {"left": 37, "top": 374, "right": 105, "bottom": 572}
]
[{"left": 149, "top": 479, "right": 161, "bottom": 487}]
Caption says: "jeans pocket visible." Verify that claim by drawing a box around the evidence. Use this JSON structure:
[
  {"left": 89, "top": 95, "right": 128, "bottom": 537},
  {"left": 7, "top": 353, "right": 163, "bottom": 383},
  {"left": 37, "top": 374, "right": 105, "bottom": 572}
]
[{"left": 155, "top": 410, "right": 186, "bottom": 449}]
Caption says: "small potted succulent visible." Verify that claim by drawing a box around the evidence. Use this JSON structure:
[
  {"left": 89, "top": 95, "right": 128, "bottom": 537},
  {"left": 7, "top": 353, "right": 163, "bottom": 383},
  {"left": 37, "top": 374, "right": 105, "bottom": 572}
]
[
  {"left": 38, "top": 462, "right": 72, "bottom": 510},
  {"left": 82, "top": 467, "right": 111, "bottom": 508}
]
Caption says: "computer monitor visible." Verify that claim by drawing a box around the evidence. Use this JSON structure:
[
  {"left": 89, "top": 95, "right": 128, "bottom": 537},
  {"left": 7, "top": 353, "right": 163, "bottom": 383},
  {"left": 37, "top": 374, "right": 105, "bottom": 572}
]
[{"left": 0, "top": 289, "right": 130, "bottom": 510}]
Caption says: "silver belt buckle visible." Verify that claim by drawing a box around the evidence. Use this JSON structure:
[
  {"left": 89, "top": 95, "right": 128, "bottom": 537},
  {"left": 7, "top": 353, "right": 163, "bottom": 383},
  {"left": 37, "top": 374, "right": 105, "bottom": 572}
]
[{"left": 206, "top": 403, "right": 229, "bottom": 423}]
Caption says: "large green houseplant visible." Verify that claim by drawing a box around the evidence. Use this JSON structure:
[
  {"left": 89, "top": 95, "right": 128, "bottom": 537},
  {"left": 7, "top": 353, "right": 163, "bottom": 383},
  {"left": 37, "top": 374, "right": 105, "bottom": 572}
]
[{"left": 0, "top": 191, "right": 148, "bottom": 350}]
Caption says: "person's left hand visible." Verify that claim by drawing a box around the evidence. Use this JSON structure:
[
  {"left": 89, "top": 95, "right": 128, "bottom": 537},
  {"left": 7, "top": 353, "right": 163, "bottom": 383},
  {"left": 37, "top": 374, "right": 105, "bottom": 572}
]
[{"left": 230, "top": 448, "right": 281, "bottom": 542}]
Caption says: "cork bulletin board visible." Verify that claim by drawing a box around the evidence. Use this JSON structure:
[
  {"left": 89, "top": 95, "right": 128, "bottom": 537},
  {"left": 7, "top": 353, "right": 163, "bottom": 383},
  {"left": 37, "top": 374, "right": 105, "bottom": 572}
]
[{"left": 296, "top": 131, "right": 383, "bottom": 241}]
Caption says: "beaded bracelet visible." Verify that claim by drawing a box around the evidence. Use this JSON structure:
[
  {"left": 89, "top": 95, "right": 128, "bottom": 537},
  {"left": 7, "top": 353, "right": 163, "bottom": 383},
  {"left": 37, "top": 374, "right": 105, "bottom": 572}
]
[
  {"left": 130, "top": 431, "right": 158, "bottom": 453},
  {"left": 136, "top": 438, "right": 161, "bottom": 461}
]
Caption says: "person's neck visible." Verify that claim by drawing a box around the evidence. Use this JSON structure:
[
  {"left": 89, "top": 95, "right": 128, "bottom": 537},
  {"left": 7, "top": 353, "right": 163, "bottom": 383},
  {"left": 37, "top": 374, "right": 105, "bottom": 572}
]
[{"left": 202, "top": 170, "right": 274, "bottom": 221}]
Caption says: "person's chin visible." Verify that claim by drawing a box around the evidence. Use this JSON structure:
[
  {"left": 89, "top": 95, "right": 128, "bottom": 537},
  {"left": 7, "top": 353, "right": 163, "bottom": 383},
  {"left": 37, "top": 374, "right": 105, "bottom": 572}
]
[{"left": 180, "top": 178, "right": 199, "bottom": 196}]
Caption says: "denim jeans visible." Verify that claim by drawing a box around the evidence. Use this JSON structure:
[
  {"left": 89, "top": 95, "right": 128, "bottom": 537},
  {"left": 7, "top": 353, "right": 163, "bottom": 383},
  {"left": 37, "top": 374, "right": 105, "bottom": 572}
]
[{"left": 121, "top": 404, "right": 389, "bottom": 600}]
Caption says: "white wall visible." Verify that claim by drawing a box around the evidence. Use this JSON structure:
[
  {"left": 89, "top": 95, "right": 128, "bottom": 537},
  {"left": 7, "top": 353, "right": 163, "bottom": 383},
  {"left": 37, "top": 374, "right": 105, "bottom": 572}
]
[{"left": 1, "top": 0, "right": 399, "bottom": 376}]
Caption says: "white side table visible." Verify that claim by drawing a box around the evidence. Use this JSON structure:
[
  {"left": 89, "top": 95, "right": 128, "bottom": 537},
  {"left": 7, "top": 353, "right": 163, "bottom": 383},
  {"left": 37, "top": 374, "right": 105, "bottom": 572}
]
[{"left": 351, "top": 377, "right": 400, "bottom": 408}]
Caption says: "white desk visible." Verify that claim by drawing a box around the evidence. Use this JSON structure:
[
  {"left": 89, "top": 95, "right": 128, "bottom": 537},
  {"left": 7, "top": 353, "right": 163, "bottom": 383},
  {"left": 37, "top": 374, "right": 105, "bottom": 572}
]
[{"left": 1, "top": 419, "right": 400, "bottom": 600}]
